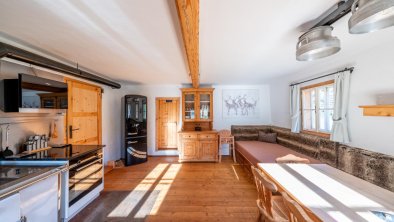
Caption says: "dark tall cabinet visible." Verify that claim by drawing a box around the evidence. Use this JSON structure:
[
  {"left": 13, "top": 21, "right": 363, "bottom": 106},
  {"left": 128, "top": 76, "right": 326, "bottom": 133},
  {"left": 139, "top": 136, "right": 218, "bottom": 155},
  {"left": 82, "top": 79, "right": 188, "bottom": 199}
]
[{"left": 124, "top": 95, "right": 148, "bottom": 166}]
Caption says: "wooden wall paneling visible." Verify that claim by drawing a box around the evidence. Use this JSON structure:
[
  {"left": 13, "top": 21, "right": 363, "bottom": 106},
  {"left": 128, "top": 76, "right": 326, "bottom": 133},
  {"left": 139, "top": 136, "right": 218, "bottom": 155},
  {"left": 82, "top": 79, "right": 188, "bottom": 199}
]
[{"left": 175, "top": 0, "right": 200, "bottom": 88}]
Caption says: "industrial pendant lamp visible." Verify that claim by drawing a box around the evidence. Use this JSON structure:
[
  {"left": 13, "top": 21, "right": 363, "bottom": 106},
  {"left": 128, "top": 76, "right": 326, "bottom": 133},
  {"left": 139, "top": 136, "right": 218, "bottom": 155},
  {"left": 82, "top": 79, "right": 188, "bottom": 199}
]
[
  {"left": 349, "top": 0, "right": 394, "bottom": 34},
  {"left": 296, "top": 26, "right": 341, "bottom": 61}
]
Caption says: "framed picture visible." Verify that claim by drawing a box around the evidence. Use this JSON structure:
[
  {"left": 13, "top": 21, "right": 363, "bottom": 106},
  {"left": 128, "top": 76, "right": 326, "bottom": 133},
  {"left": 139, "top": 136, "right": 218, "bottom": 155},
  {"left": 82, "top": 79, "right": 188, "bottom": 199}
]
[{"left": 222, "top": 89, "right": 260, "bottom": 119}]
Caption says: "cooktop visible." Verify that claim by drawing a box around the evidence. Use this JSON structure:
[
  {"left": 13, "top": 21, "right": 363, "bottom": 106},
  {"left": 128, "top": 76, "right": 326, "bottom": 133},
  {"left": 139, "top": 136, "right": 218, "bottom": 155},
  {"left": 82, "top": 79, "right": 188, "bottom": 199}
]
[{"left": 5, "top": 145, "right": 105, "bottom": 161}]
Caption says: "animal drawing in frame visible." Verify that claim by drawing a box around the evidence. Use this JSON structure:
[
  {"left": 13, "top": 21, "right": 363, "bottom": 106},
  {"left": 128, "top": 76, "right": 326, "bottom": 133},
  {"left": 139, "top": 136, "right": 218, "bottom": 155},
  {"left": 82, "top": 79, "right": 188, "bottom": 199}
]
[{"left": 222, "top": 89, "right": 260, "bottom": 119}]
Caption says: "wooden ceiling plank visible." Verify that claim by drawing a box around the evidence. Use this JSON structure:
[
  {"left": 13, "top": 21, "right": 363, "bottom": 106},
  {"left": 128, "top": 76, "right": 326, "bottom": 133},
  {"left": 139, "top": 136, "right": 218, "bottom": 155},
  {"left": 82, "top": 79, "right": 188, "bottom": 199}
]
[{"left": 175, "top": 0, "right": 199, "bottom": 88}]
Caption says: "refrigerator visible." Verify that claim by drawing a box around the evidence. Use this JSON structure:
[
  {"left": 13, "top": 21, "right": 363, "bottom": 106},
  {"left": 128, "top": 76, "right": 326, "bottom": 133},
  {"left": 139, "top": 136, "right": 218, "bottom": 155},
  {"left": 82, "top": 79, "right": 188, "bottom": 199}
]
[{"left": 124, "top": 95, "right": 148, "bottom": 166}]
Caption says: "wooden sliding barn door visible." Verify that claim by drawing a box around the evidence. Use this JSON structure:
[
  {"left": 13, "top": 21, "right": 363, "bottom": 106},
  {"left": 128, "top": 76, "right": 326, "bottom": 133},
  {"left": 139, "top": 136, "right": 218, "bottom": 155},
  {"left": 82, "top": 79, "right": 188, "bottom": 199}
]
[
  {"left": 66, "top": 79, "right": 102, "bottom": 145},
  {"left": 156, "top": 98, "right": 179, "bottom": 150}
]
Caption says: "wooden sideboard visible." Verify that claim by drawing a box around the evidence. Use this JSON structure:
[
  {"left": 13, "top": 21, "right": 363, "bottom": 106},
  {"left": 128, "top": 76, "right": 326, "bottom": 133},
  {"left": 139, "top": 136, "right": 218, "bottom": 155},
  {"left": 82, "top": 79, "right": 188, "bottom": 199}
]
[
  {"left": 178, "top": 131, "right": 218, "bottom": 162},
  {"left": 178, "top": 88, "right": 218, "bottom": 162}
]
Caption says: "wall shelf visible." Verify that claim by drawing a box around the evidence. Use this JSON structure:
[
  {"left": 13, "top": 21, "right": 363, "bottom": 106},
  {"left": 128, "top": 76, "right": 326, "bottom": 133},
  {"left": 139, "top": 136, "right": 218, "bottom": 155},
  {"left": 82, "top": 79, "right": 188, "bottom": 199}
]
[{"left": 359, "top": 105, "right": 394, "bottom": 117}]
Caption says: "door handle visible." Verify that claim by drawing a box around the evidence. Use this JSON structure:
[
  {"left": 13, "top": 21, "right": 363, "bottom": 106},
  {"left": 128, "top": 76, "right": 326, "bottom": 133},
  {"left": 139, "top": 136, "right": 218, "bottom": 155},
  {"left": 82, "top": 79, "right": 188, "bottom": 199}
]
[
  {"left": 69, "top": 126, "right": 80, "bottom": 139},
  {"left": 128, "top": 141, "right": 138, "bottom": 144},
  {"left": 75, "top": 159, "right": 102, "bottom": 172}
]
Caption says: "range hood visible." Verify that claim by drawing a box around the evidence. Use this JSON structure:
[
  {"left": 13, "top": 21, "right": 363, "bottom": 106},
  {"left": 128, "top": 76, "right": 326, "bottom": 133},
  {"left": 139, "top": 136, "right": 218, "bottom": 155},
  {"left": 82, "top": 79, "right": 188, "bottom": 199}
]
[{"left": 0, "top": 74, "right": 69, "bottom": 112}]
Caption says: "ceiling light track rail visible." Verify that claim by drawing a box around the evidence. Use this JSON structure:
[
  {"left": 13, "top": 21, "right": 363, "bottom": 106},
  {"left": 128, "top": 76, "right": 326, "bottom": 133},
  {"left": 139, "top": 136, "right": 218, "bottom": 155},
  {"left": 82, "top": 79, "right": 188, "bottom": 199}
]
[
  {"left": 297, "top": 0, "right": 394, "bottom": 61},
  {"left": 312, "top": 0, "right": 355, "bottom": 28},
  {"left": 0, "top": 42, "right": 121, "bottom": 89},
  {"left": 289, "top": 67, "right": 354, "bottom": 87}
]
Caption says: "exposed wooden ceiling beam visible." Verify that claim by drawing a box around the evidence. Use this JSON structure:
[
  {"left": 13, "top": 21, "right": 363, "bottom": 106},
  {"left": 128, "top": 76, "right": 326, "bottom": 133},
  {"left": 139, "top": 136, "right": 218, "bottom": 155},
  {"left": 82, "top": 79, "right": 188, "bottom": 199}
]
[{"left": 175, "top": 0, "right": 199, "bottom": 88}]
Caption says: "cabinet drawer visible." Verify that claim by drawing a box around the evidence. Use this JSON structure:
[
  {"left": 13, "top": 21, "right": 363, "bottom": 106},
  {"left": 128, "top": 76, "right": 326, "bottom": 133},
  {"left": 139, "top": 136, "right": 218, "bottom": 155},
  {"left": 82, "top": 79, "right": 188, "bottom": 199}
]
[
  {"left": 198, "top": 134, "right": 217, "bottom": 140},
  {"left": 181, "top": 134, "right": 197, "bottom": 139}
]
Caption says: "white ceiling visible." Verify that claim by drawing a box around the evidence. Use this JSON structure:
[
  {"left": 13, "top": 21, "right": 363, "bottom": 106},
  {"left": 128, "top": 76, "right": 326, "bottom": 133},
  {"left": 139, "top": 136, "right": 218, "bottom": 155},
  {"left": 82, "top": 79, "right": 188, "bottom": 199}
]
[
  {"left": 0, "top": 0, "right": 189, "bottom": 84},
  {"left": 0, "top": 0, "right": 394, "bottom": 85}
]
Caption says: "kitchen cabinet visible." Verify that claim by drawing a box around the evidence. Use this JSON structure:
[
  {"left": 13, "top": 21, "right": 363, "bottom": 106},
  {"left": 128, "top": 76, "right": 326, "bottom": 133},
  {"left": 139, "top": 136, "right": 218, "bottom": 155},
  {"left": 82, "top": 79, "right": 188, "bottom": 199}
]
[
  {"left": 0, "top": 173, "right": 59, "bottom": 222},
  {"left": 0, "top": 193, "right": 21, "bottom": 221},
  {"left": 20, "top": 173, "right": 59, "bottom": 222}
]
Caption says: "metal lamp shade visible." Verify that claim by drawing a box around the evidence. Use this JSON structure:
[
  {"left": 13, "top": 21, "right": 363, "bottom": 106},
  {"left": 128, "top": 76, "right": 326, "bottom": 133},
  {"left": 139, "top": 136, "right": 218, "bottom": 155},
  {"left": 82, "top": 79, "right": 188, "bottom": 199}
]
[
  {"left": 296, "top": 26, "right": 341, "bottom": 61},
  {"left": 349, "top": 0, "right": 394, "bottom": 34}
]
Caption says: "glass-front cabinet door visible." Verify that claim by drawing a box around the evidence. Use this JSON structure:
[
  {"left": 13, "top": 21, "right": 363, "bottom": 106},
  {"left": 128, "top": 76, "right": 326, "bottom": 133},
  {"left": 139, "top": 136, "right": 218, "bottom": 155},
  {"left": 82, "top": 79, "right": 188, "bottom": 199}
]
[
  {"left": 184, "top": 93, "right": 196, "bottom": 121},
  {"left": 199, "top": 92, "right": 211, "bottom": 121}
]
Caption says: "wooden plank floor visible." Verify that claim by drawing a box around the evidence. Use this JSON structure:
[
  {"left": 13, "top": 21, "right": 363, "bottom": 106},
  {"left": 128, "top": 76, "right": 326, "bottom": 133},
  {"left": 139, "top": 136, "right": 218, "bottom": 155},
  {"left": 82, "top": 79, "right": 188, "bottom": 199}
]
[{"left": 71, "top": 156, "right": 258, "bottom": 222}]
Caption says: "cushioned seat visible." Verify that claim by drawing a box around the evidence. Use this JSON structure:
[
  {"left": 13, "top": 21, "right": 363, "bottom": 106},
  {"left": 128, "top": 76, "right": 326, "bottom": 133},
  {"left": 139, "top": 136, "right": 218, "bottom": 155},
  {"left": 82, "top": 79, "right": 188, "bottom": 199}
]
[
  {"left": 276, "top": 154, "right": 310, "bottom": 164},
  {"left": 235, "top": 141, "right": 321, "bottom": 165}
]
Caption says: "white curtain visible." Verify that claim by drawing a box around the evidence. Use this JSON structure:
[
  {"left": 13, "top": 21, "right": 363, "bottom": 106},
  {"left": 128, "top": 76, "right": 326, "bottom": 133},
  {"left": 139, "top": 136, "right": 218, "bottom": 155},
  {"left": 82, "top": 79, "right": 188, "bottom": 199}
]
[
  {"left": 331, "top": 70, "right": 351, "bottom": 143},
  {"left": 290, "top": 85, "right": 301, "bottom": 133}
]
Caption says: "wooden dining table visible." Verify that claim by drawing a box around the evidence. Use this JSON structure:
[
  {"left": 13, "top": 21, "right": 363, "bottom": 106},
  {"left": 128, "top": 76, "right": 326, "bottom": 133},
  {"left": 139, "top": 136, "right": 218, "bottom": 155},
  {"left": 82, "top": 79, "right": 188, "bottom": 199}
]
[{"left": 257, "top": 163, "right": 394, "bottom": 222}]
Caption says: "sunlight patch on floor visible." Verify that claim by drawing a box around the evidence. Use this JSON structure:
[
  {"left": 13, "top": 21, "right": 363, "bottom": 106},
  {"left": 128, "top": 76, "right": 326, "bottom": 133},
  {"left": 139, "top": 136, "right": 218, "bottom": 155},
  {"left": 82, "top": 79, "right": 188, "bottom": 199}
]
[
  {"left": 134, "top": 164, "right": 182, "bottom": 218},
  {"left": 107, "top": 163, "right": 169, "bottom": 217},
  {"left": 231, "top": 165, "right": 240, "bottom": 180}
]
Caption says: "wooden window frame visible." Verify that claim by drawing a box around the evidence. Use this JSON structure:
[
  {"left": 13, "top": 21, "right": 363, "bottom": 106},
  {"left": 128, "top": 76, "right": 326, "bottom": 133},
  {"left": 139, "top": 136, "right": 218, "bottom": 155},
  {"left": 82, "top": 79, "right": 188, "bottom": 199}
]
[{"left": 300, "top": 80, "right": 334, "bottom": 138}]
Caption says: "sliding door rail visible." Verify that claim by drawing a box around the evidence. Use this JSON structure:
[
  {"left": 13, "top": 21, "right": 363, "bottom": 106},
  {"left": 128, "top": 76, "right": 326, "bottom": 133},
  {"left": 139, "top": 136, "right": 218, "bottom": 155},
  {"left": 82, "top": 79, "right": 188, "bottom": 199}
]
[{"left": 0, "top": 42, "right": 121, "bottom": 89}]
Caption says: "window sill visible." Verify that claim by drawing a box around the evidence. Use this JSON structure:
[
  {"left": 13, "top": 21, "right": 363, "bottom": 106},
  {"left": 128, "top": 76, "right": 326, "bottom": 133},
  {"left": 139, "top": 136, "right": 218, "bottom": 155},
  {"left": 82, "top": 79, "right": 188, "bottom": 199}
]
[{"left": 301, "top": 130, "right": 330, "bottom": 139}]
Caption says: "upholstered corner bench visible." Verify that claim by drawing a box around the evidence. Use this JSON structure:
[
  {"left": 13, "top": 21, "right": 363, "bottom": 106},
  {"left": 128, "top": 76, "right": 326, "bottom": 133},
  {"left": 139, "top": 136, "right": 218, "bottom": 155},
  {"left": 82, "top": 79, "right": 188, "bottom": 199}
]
[{"left": 231, "top": 125, "right": 394, "bottom": 193}]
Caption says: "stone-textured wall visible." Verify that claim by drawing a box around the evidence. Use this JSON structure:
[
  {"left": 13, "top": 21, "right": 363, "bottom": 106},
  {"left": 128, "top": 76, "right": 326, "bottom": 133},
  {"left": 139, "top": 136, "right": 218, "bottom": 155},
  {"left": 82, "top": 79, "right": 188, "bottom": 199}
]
[{"left": 231, "top": 125, "right": 394, "bottom": 192}]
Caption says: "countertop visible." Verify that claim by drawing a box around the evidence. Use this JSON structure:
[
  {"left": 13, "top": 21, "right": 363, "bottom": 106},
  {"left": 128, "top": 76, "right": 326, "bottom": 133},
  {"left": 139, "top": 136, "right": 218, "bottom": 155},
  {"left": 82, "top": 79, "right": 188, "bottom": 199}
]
[
  {"left": 4, "top": 144, "right": 105, "bottom": 161},
  {"left": 0, "top": 164, "right": 67, "bottom": 199},
  {"left": 178, "top": 130, "right": 218, "bottom": 133}
]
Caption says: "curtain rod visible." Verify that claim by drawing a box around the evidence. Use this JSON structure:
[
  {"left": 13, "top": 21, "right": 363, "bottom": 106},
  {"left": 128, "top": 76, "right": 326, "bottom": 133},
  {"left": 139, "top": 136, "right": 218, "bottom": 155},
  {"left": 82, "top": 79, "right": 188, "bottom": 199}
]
[{"left": 289, "top": 67, "right": 354, "bottom": 87}]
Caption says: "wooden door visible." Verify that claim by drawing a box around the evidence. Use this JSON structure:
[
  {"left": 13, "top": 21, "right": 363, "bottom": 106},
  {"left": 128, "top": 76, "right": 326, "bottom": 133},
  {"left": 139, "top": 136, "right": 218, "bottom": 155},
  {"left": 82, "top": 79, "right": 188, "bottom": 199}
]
[
  {"left": 66, "top": 79, "right": 102, "bottom": 145},
  {"left": 156, "top": 98, "right": 179, "bottom": 149}
]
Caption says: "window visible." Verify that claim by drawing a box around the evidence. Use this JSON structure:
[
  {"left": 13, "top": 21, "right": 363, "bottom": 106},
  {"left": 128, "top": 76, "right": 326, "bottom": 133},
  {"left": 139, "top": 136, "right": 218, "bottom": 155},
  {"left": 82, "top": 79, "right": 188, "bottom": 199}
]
[{"left": 301, "top": 80, "right": 334, "bottom": 135}]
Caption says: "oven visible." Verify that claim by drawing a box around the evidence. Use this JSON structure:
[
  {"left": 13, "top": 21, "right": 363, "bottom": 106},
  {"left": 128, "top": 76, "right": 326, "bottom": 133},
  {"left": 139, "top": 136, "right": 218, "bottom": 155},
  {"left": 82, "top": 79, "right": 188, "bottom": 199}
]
[{"left": 68, "top": 149, "right": 103, "bottom": 206}]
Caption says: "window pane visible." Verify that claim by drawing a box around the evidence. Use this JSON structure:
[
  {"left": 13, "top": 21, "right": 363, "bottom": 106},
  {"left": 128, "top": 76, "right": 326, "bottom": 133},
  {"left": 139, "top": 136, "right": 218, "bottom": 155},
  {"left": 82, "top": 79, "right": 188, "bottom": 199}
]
[
  {"left": 318, "top": 87, "right": 326, "bottom": 109},
  {"left": 319, "top": 109, "right": 333, "bottom": 132},
  {"left": 327, "top": 85, "right": 334, "bottom": 109},
  {"left": 302, "top": 89, "right": 311, "bottom": 109},
  {"left": 311, "top": 90, "right": 316, "bottom": 109},
  {"left": 303, "top": 109, "right": 316, "bottom": 130}
]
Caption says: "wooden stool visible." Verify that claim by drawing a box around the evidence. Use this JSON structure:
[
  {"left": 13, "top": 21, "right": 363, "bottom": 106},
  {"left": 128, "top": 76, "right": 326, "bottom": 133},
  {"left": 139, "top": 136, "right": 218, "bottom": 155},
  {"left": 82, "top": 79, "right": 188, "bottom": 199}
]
[{"left": 218, "top": 129, "right": 235, "bottom": 163}]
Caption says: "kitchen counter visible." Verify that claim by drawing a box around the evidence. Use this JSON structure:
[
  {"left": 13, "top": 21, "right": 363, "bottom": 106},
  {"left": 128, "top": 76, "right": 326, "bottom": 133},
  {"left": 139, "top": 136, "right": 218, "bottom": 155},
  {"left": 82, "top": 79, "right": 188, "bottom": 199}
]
[
  {"left": 0, "top": 144, "right": 105, "bottom": 221},
  {"left": 5, "top": 144, "right": 105, "bottom": 161},
  {"left": 0, "top": 164, "right": 67, "bottom": 199}
]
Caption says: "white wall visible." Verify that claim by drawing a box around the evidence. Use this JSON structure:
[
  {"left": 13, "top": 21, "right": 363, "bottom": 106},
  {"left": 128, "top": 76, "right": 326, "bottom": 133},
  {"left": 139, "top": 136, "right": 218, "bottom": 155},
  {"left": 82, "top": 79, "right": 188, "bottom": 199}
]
[
  {"left": 103, "top": 84, "right": 272, "bottom": 160},
  {"left": 101, "top": 85, "right": 122, "bottom": 164},
  {"left": 212, "top": 85, "right": 271, "bottom": 130},
  {"left": 114, "top": 84, "right": 183, "bottom": 159},
  {"left": 212, "top": 85, "right": 271, "bottom": 155},
  {"left": 268, "top": 42, "right": 394, "bottom": 156}
]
